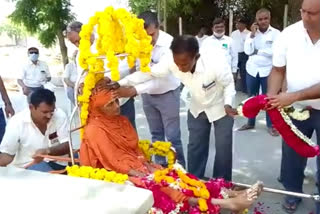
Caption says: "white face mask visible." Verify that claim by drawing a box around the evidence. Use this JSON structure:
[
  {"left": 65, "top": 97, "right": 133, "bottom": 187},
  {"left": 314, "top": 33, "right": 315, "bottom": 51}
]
[
  {"left": 29, "top": 53, "right": 39, "bottom": 62},
  {"left": 213, "top": 31, "right": 225, "bottom": 38}
]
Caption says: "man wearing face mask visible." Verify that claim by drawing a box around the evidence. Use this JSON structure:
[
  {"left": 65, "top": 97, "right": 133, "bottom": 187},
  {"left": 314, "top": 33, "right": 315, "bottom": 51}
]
[
  {"left": 18, "top": 47, "right": 51, "bottom": 97},
  {"left": 201, "top": 18, "right": 238, "bottom": 76},
  {"left": 238, "top": 8, "right": 280, "bottom": 136}
]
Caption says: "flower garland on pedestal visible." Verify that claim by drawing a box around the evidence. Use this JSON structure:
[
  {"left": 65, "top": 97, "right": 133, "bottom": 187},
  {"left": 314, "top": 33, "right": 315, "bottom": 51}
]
[
  {"left": 66, "top": 165, "right": 128, "bottom": 184},
  {"left": 138, "top": 140, "right": 176, "bottom": 168},
  {"left": 237, "top": 95, "right": 320, "bottom": 157},
  {"left": 77, "top": 6, "right": 153, "bottom": 132}
]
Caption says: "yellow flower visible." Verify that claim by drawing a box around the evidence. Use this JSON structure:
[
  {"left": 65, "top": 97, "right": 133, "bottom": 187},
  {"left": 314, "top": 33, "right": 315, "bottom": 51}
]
[
  {"left": 77, "top": 6, "right": 152, "bottom": 132},
  {"left": 198, "top": 198, "right": 208, "bottom": 212}
]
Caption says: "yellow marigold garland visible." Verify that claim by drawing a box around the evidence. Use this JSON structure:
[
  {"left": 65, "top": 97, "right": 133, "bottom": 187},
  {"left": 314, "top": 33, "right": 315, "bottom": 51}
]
[
  {"left": 138, "top": 140, "right": 176, "bottom": 167},
  {"left": 66, "top": 165, "right": 128, "bottom": 184},
  {"left": 77, "top": 6, "right": 153, "bottom": 133}
]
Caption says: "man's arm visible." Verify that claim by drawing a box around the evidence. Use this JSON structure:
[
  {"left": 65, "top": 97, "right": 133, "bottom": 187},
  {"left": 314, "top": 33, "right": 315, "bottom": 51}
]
[
  {"left": 230, "top": 40, "right": 238, "bottom": 73},
  {"left": 268, "top": 83, "right": 320, "bottom": 109},
  {"left": 0, "top": 76, "right": 14, "bottom": 117},
  {"left": 63, "top": 78, "right": 75, "bottom": 88},
  {"left": 33, "top": 142, "right": 70, "bottom": 158},
  {"left": 244, "top": 34, "right": 256, "bottom": 56},
  {"left": 0, "top": 152, "right": 14, "bottom": 166},
  {"left": 0, "top": 119, "right": 20, "bottom": 166},
  {"left": 267, "top": 66, "right": 286, "bottom": 96}
]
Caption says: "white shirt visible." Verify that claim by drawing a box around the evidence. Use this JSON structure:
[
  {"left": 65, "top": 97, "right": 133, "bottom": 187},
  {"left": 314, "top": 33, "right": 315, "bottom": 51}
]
[
  {"left": 244, "top": 26, "right": 280, "bottom": 78},
  {"left": 63, "top": 61, "right": 78, "bottom": 83},
  {"left": 231, "top": 29, "right": 251, "bottom": 53},
  {"left": 132, "top": 30, "right": 180, "bottom": 95},
  {"left": 0, "top": 108, "right": 69, "bottom": 168},
  {"left": 196, "top": 35, "right": 209, "bottom": 48},
  {"left": 201, "top": 35, "right": 238, "bottom": 73},
  {"left": 273, "top": 21, "right": 320, "bottom": 109},
  {"left": 120, "top": 53, "right": 235, "bottom": 122},
  {"left": 20, "top": 60, "right": 51, "bottom": 87}
]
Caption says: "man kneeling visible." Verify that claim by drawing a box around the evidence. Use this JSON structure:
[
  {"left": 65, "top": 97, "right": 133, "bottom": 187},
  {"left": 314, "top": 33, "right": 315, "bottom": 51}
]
[{"left": 0, "top": 89, "right": 70, "bottom": 172}]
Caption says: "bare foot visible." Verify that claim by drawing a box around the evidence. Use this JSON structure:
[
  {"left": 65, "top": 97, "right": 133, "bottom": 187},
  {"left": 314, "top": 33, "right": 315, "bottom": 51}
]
[{"left": 211, "top": 181, "right": 263, "bottom": 212}]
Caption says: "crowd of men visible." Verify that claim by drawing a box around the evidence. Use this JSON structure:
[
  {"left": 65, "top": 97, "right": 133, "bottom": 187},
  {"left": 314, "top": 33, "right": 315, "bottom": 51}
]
[{"left": 0, "top": 0, "right": 319, "bottom": 212}]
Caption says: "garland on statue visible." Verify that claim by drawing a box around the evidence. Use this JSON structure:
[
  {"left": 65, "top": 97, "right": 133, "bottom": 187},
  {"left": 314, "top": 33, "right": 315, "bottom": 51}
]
[{"left": 77, "top": 6, "right": 153, "bottom": 131}]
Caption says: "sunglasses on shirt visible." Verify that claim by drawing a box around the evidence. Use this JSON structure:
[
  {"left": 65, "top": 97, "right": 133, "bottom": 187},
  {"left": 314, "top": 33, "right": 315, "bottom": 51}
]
[{"left": 29, "top": 51, "right": 39, "bottom": 54}]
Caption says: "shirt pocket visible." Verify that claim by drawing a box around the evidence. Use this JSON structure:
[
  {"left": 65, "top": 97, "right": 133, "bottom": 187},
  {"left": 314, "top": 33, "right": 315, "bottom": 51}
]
[{"left": 39, "top": 70, "right": 47, "bottom": 82}]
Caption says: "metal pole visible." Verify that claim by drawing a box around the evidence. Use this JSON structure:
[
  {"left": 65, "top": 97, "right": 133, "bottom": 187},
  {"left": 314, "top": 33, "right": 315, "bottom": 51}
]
[
  {"left": 157, "top": 0, "right": 161, "bottom": 23},
  {"left": 283, "top": 4, "right": 289, "bottom": 29},
  {"left": 179, "top": 17, "right": 183, "bottom": 35},
  {"left": 163, "top": 0, "right": 167, "bottom": 32},
  {"left": 229, "top": 9, "right": 233, "bottom": 36},
  {"left": 67, "top": 69, "right": 88, "bottom": 165},
  {"left": 233, "top": 182, "right": 320, "bottom": 202}
]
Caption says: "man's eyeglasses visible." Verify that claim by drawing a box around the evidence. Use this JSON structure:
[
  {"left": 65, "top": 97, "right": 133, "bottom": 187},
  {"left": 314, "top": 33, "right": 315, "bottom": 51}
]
[{"left": 29, "top": 51, "right": 38, "bottom": 54}]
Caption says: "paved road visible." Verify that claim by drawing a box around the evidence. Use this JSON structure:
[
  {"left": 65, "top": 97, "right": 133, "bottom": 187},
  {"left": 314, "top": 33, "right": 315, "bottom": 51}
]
[{"left": 7, "top": 88, "right": 317, "bottom": 213}]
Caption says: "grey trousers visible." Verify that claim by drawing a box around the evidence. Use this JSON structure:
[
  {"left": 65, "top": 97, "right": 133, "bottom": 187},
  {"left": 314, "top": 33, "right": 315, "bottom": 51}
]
[
  {"left": 187, "top": 111, "right": 234, "bottom": 180},
  {"left": 141, "top": 87, "right": 185, "bottom": 167}
]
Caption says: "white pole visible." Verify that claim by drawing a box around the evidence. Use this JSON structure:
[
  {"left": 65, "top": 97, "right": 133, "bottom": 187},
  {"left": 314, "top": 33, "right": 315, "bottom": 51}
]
[
  {"left": 229, "top": 9, "right": 233, "bottom": 36},
  {"left": 283, "top": 4, "right": 289, "bottom": 29},
  {"left": 163, "top": 0, "right": 167, "bottom": 32},
  {"left": 179, "top": 17, "right": 183, "bottom": 35}
]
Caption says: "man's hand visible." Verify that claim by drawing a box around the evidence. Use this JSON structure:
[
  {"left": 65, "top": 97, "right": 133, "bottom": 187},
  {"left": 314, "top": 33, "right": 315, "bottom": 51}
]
[
  {"left": 266, "top": 92, "right": 298, "bottom": 110},
  {"left": 224, "top": 105, "right": 238, "bottom": 117},
  {"left": 22, "top": 86, "right": 30, "bottom": 96},
  {"left": 4, "top": 104, "right": 15, "bottom": 117},
  {"left": 250, "top": 23, "right": 258, "bottom": 38},
  {"left": 128, "top": 169, "right": 146, "bottom": 177},
  {"left": 115, "top": 86, "right": 137, "bottom": 98},
  {"left": 32, "top": 148, "right": 50, "bottom": 164}
]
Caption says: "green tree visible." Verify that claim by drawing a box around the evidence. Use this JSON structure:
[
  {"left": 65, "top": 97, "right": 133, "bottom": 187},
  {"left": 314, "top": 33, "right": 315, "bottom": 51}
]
[
  {"left": 9, "top": 0, "right": 75, "bottom": 66},
  {"left": 0, "top": 21, "right": 27, "bottom": 45}
]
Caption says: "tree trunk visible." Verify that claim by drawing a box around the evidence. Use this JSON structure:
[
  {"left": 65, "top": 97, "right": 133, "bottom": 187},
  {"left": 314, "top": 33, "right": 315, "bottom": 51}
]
[
  {"left": 288, "top": 0, "right": 302, "bottom": 23},
  {"left": 57, "top": 30, "right": 68, "bottom": 67}
]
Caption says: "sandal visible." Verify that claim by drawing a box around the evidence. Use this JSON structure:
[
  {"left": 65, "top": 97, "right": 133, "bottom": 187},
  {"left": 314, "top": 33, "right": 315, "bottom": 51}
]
[
  {"left": 237, "top": 124, "right": 255, "bottom": 131},
  {"left": 268, "top": 127, "right": 280, "bottom": 137},
  {"left": 282, "top": 199, "right": 301, "bottom": 214}
]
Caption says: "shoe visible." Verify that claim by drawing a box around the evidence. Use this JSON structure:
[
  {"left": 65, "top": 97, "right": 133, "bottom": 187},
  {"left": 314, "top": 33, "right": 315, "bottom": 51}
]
[
  {"left": 237, "top": 124, "right": 255, "bottom": 131},
  {"left": 282, "top": 198, "right": 301, "bottom": 213},
  {"left": 268, "top": 127, "right": 280, "bottom": 136}
]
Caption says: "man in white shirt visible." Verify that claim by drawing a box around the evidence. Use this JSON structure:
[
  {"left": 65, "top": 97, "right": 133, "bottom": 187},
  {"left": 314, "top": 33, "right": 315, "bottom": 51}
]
[
  {"left": 66, "top": 21, "right": 137, "bottom": 129},
  {"left": 195, "top": 27, "right": 209, "bottom": 48},
  {"left": 266, "top": 0, "right": 320, "bottom": 212},
  {"left": 238, "top": 8, "right": 280, "bottom": 136},
  {"left": 116, "top": 11, "right": 185, "bottom": 167},
  {"left": 63, "top": 51, "right": 78, "bottom": 105},
  {"left": 0, "top": 76, "right": 15, "bottom": 144},
  {"left": 0, "top": 89, "right": 70, "bottom": 172},
  {"left": 18, "top": 47, "right": 51, "bottom": 96},
  {"left": 201, "top": 18, "right": 238, "bottom": 74},
  {"left": 231, "top": 18, "right": 251, "bottom": 94},
  {"left": 118, "top": 35, "right": 236, "bottom": 180}
]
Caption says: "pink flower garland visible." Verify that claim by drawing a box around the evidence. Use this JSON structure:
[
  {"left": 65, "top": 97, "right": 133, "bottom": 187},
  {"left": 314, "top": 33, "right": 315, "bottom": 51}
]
[
  {"left": 241, "top": 95, "right": 319, "bottom": 157},
  {"left": 139, "top": 170, "right": 231, "bottom": 214}
]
